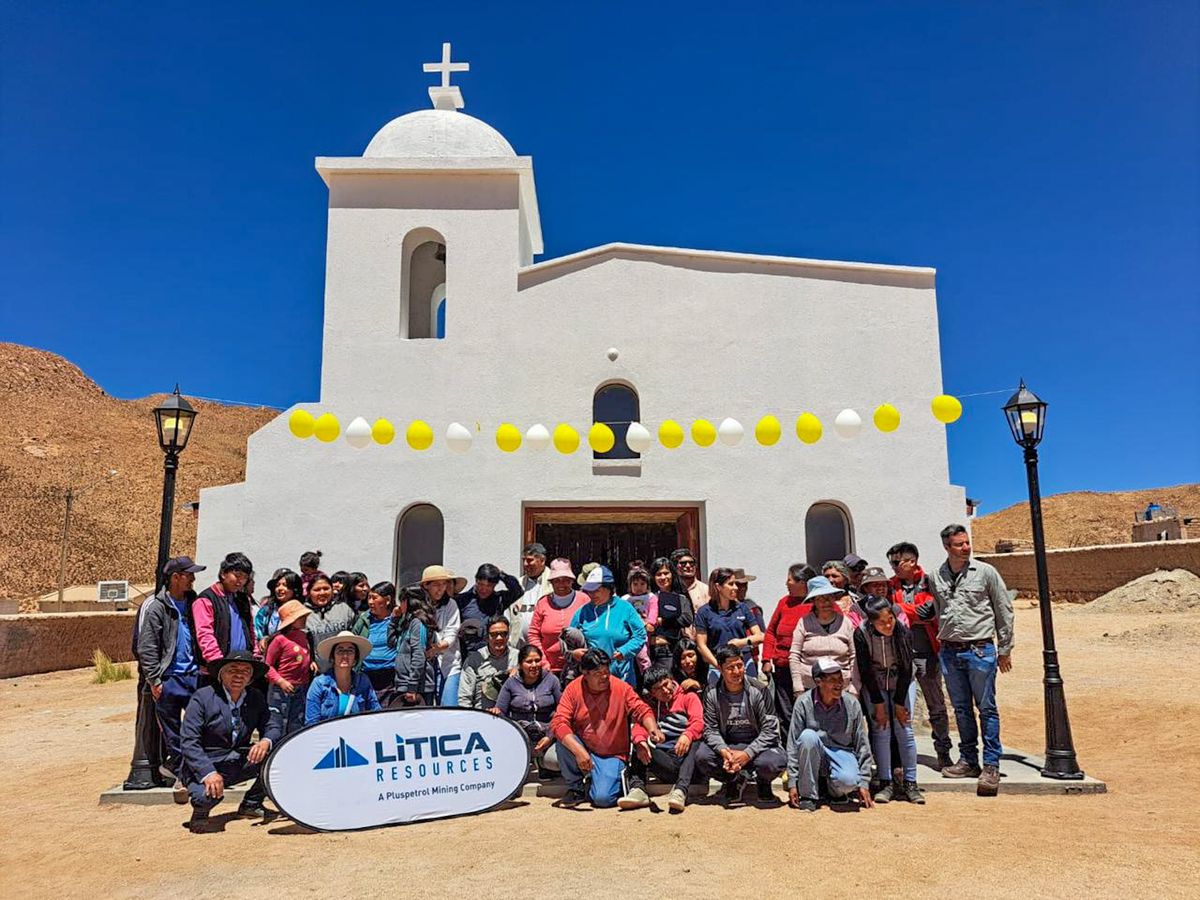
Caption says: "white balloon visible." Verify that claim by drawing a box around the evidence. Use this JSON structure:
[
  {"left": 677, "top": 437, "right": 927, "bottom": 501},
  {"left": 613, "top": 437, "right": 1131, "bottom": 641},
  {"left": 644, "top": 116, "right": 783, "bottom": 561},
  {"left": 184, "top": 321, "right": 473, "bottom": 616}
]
[
  {"left": 525, "top": 424, "right": 551, "bottom": 451},
  {"left": 834, "top": 408, "right": 863, "bottom": 438},
  {"left": 446, "top": 422, "right": 473, "bottom": 453},
  {"left": 718, "top": 417, "right": 745, "bottom": 446},
  {"left": 625, "top": 421, "right": 652, "bottom": 453},
  {"left": 345, "top": 416, "right": 372, "bottom": 449}
]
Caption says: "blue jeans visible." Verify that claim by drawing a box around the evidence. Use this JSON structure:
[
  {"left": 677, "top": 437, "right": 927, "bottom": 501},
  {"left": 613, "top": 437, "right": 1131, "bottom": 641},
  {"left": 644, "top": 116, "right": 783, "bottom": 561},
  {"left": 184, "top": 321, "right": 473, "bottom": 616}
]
[
  {"left": 556, "top": 741, "right": 626, "bottom": 807},
  {"left": 788, "top": 729, "right": 865, "bottom": 801},
  {"left": 868, "top": 680, "right": 918, "bottom": 782},
  {"left": 940, "top": 642, "right": 1001, "bottom": 767},
  {"left": 267, "top": 684, "right": 306, "bottom": 735},
  {"left": 439, "top": 672, "right": 461, "bottom": 707}
]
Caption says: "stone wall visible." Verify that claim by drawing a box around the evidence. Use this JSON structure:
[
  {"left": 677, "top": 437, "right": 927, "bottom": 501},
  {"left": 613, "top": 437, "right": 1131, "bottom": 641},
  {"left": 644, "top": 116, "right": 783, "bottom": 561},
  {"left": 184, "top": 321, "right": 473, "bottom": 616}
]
[
  {"left": 0, "top": 612, "right": 137, "bottom": 678},
  {"left": 978, "top": 539, "right": 1200, "bottom": 602}
]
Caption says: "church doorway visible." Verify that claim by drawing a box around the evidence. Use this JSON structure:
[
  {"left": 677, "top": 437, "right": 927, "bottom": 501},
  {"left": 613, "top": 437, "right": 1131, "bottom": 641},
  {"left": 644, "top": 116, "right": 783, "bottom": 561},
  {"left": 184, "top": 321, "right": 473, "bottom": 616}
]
[{"left": 522, "top": 505, "right": 702, "bottom": 595}]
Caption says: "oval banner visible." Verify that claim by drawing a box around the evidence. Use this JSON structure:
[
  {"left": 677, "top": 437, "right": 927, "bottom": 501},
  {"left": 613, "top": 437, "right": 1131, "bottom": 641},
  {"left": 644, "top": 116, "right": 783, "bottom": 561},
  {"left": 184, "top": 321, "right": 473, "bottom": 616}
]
[{"left": 263, "top": 708, "right": 531, "bottom": 831}]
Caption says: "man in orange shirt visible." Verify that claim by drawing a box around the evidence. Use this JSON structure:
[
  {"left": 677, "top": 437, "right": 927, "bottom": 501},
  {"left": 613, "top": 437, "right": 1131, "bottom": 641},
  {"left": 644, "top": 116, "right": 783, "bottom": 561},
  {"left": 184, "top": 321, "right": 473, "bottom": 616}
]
[{"left": 551, "top": 648, "right": 664, "bottom": 808}]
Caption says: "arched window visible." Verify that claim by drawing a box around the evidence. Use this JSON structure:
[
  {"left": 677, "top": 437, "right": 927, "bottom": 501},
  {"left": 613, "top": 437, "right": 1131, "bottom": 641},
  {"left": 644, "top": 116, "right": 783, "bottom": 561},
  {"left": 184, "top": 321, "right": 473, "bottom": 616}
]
[
  {"left": 593, "top": 383, "right": 640, "bottom": 460},
  {"left": 432, "top": 283, "right": 447, "bottom": 340},
  {"left": 805, "top": 502, "right": 853, "bottom": 568},
  {"left": 401, "top": 229, "right": 446, "bottom": 339},
  {"left": 395, "top": 503, "right": 444, "bottom": 586}
]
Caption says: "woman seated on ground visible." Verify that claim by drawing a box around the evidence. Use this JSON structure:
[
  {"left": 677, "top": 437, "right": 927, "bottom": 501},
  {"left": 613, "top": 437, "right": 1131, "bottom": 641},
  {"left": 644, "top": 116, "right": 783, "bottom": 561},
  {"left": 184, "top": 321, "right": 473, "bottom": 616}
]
[
  {"left": 694, "top": 567, "right": 763, "bottom": 683},
  {"left": 671, "top": 638, "right": 709, "bottom": 693},
  {"left": 494, "top": 644, "right": 562, "bottom": 778},
  {"left": 353, "top": 582, "right": 398, "bottom": 701},
  {"left": 305, "top": 631, "right": 381, "bottom": 725},
  {"left": 854, "top": 596, "right": 923, "bottom": 805},
  {"left": 789, "top": 575, "right": 858, "bottom": 698}
]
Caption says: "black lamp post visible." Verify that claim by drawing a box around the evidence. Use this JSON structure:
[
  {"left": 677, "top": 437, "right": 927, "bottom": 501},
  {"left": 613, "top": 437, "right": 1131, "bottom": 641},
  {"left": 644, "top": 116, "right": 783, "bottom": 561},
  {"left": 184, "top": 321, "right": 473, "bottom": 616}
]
[
  {"left": 1002, "top": 380, "right": 1084, "bottom": 779},
  {"left": 124, "top": 386, "right": 197, "bottom": 790}
]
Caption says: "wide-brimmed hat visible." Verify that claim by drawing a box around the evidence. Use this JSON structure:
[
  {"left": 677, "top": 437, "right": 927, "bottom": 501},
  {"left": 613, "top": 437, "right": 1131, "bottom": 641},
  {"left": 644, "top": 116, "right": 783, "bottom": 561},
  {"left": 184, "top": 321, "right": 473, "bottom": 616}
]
[
  {"left": 275, "top": 599, "right": 310, "bottom": 630},
  {"left": 806, "top": 575, "right": 846, "bottom": 600},
  {"left": 316, "top": 629, "right": 374, "bottom": 663},
  {"left": 547, "top": 559, "right": 576, "bottom": 581},
  {"left": 420, "top": 565, "right": 468, "bottom": 594},
  {"left": 211, "top": 650, "right": 267, "bottom": 682},
  {"left": 576, "top": 562, "right": 599, "bottom": 588},
  {"left": 581, "top": 565, "right": 615, "bottom": 593},
  {"left": 859, "top": 566, "right": 889, "bottom": 587},
  {"left": 732, "top": 568, "right": 757, "bottom": 583}
]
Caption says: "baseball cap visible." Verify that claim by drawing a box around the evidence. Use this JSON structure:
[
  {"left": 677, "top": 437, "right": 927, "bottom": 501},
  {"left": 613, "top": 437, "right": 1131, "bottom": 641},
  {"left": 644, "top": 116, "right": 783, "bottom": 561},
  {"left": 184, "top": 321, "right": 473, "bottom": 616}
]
[
  {"left": 163, "top": 556, "right": 206, "bottom": 576},
  {"left": 843, "top": 553, "right": 867, "bottom": 571},
  {"left": 811, "top": 658, "right": 842, "bottom": 680}
]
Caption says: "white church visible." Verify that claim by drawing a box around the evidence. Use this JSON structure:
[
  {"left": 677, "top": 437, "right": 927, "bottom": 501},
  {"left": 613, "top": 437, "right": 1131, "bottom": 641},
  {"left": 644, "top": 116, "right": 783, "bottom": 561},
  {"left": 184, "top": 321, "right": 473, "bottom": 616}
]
[{"left": 196, "top": 45, "right": 966, "bottom": 601}]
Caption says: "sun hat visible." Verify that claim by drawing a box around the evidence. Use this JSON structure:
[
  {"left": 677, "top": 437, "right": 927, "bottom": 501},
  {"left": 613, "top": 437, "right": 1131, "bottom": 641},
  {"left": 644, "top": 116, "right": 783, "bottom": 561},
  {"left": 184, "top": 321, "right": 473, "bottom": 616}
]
[
  {"left": 576, "top": 561, "right": 599, "bottom": 588},
  {"left": 316, "top": 629, "right": 373, "bottom": 664},
  {"left": 805, "top": 575, "right": 846, "bottom": 600},
  {"left": 420, "top": 564, "right": 468, "bottom": 594},
  {"left": 581, "top": 565, "right": 616, "bottom": 593},
  {"left": 210, "top": 650, "right": 267, "bottom": 682},
  {"left": 732, "top": 567, "right": 757, "bottom": 583},
  {"left": 811, "top": 658, "right": 842, "bottom": 680},
  {"left": 859, "top": 566, "right": 889, "bottom": 587},
  {"left": 547, "top": 559, "right": 576, "bottom": 581},
  {"left": 275, "top": 599, "right": 310, "bottom": 630}
]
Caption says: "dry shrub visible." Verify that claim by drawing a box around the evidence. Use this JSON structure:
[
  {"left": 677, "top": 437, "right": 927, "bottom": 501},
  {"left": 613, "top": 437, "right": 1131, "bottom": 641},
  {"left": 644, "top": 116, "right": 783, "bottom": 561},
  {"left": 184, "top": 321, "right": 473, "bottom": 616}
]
[{"left": 92, "top": 649, "right": 132, "bottom": 684}]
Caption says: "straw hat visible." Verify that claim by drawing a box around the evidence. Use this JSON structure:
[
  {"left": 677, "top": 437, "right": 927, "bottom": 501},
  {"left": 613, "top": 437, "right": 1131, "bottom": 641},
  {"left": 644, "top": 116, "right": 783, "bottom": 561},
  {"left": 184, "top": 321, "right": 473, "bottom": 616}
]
[
  {"left": 419, "top": 564, "right": 468, "bottom": 594},
  {"left": 316, "top": 629, "right": 373, "bottom": 664},
  {"left": 275, "top": 599, "right": 310, "bottom": 630}
]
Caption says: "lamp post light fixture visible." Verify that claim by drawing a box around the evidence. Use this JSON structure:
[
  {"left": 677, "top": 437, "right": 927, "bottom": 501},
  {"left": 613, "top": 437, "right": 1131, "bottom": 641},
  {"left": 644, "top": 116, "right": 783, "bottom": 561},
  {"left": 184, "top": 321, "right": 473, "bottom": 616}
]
[
  {"left": 125, "top": 385, "right": 197, "bottom": 791},
  {"left": 1002, "top": 380, "right": 1084, "bottom": 780}
]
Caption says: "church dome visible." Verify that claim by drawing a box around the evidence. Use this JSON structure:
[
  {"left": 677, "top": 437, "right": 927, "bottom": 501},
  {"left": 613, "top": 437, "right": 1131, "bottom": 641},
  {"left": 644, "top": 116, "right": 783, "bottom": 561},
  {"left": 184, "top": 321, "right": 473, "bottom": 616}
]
[{"left": 363, "top": 109, "right": 517, "bottom": 159}]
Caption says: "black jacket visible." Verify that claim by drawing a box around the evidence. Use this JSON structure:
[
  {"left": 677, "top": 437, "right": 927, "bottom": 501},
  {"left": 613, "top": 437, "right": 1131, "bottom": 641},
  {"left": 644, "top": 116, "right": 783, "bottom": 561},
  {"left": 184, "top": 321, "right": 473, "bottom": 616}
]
[
  {"left": 136, "top": 587, "right": 196, "bottom": 686},
  {"left": 180, "top": 684, "right": 280, "bottom": 781},
  {"left": 853, "top": 620, "right": 914, "bottom": 707},
  {"left": 193, "top": 584, "right": 255, "bottom": 668}
]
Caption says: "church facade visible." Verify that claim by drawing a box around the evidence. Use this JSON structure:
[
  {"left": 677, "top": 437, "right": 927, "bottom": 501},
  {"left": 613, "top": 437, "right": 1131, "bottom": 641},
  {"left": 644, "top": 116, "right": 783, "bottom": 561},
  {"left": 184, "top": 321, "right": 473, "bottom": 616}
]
[{"left": 196, "top": 48, "right": 966, "bottom": 603}]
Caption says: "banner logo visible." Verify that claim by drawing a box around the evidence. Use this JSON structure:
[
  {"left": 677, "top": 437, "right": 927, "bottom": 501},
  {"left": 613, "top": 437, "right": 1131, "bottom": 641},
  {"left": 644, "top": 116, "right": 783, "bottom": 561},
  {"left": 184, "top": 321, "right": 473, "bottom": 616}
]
[{"left": 313, "top": 737, "right": 370, "bottom": 770}]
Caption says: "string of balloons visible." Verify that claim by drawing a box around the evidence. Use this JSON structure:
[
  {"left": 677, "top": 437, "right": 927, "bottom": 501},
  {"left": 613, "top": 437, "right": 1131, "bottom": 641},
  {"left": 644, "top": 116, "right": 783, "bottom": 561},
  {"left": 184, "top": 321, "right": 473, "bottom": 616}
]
[{"left": 286, "top": 395, "right": 966, "bottom": 453}]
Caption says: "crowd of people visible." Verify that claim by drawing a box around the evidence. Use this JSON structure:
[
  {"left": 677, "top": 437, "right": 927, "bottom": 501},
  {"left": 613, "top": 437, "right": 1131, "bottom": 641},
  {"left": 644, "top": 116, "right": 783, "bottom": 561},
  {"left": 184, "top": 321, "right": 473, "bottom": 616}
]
[{"left": 135, "top": 526, "right": 1014, "bottom": 832}]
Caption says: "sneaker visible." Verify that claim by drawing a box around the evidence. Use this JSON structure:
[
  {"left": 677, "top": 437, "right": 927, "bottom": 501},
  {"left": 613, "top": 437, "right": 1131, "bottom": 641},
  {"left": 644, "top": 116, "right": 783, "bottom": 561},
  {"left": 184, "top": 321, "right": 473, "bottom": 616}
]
[
  {"left": 559, "top": 788, "right": 588, "bottom": 808},
  {"left": 873, "top": 781, "right": 895, "bottom": 804},
  {"left": 755, "top": 780, "right": 781, "bottom": 806},
  {"left": 934, "top": 750, "right": 955, "bottom": 772},
  {"left": 719, "top": 776, "right": 745, "bottom": 807},
  {"left": 172, "top": 779, "right": 188, "bottom": 805},
  {"left": 904, "top": 780, "right": 926, "bottom": 805},
  {"left": 977, "top": 764, "right": 1000, "bottom": 797},
  {"left": 666, "top": 787, "right": 687, "bottom": 813},
  {"left": 941, "top": 759, "right": 982, "bottom": 779},
  {"left": 618, "top": 786, "right": 651, "bottom": 810},
  {"left": 793, "top": 797, "right": 817, "bottom": 813},
  {"left": 237, "top": 801, "right": 266, "bottom": 819}
]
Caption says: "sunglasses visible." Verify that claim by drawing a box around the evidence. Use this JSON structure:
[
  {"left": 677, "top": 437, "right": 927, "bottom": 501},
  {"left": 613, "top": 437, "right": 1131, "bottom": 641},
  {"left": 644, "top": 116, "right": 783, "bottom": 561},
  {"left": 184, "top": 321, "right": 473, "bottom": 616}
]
[
  {"left": 488, "top": 630, "right": 511, "bottom": 639},
  {"left": 677, "top": 560, "right": 696, "bottom": 567}
]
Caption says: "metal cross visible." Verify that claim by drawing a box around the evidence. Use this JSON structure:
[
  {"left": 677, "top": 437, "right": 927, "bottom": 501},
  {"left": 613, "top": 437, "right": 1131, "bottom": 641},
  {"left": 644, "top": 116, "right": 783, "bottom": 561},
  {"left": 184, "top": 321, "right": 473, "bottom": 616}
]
[{"left": 423, "top": 42, "right": 469, "bottom": 89}]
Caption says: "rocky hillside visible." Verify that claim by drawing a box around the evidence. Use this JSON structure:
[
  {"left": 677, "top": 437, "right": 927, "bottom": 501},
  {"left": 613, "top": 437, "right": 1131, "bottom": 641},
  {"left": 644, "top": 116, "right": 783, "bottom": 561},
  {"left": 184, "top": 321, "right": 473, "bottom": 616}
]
[
  {"left": 972, "top": 483, "right": 1200, "bottom": 551},
  {"left": 0, "top": 344, "right": 276, "bottom": 601}
]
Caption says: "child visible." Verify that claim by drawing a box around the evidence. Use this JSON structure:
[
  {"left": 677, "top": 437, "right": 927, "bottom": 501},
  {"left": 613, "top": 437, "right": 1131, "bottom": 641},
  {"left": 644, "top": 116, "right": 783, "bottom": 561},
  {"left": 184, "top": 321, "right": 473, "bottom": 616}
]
[
  {"left": 264, "top": 600, "right": 313, "bottom": 735},
  {"left": 622, "top": 565, "right": 659, "bottom": 676},
  {"left": 853, "top": 596, "right": 924, "bottom": 805}
]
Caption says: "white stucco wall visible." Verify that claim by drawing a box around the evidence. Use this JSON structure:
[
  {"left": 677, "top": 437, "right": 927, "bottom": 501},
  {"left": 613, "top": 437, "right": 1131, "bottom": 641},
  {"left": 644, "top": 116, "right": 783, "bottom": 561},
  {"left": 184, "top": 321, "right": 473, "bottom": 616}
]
[{"left": 197, "top": 135, "right": 966, "bottom": 616}]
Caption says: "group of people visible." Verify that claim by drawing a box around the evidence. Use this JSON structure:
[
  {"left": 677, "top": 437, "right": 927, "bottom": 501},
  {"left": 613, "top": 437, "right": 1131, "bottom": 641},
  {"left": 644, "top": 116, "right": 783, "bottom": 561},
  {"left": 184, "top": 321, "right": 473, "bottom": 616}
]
[{"left": 135, "top": 525, "right": 1014, "bottom": 831}]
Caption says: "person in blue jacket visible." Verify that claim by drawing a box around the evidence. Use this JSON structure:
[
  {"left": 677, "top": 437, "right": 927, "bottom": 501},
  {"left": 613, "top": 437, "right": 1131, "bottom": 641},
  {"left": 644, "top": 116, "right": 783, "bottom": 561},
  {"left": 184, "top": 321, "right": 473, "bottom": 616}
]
[
  {"left": 570, "top": 566, "right": 647, "bottom": 687},
  {"left": 304, "top": 631, "right": 381, "bottom": 724}
]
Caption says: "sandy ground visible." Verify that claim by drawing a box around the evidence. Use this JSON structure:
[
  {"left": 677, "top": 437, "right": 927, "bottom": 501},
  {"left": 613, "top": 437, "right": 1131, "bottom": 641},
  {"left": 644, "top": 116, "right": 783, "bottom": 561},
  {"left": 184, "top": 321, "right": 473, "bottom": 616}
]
[{"left": 1, "top": 605, "right": 1198, "bottom": 899}]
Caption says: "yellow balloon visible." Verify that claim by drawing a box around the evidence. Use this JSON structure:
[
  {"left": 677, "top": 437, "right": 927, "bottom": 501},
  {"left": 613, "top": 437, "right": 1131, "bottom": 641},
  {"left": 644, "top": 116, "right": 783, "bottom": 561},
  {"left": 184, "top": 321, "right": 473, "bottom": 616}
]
[
  {"left": 658, "top": 420, "right": 684, "bottom": 449},
  {"left": 874, "top": 404, "right": 901, "bottom": 433},
  {"left": 496, "top": 423, "right": 522, "bottom": 453},
  {"left": 371, "top": 418, "right": 396, "bottom": 445},
  {"left": 406, "top": 420, "right": 434, "bottom": 451},
  {"left": 313, "top": 413, "right": 340, "bottom": 443},
  {"left": 288, "top": 409, "right": 315, "bottom": 439},
  {"left": 588, "top": 423, "right": 616, "bottom": 453},
  {"left": 691, "top": 419, "right": 717, "bottom": 447},
  {"left": 795, "top": 413, "right": 822, "bottom": 444},
  {"left": 553, "top": 423, "right": 580, "bottom": 454},
  {"left": 931, "top": 394, "right": 963, "bottom": 424},
  {"left": 754, "top": 415, "right": 782, "bottom": 446}
]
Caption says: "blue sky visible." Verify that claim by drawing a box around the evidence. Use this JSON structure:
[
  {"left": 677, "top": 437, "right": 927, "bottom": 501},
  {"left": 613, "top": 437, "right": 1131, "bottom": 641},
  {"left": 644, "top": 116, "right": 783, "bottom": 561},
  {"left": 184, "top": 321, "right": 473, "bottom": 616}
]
[{"left": 3, "top": 2, "right": 1197, "bottom": 512}]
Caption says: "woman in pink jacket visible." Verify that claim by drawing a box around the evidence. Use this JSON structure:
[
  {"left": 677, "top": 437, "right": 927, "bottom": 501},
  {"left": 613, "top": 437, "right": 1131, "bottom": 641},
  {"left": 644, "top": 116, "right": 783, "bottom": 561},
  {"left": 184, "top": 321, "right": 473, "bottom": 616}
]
[{"left": 527, "top": 559, "right": 589, "bottom": 675}]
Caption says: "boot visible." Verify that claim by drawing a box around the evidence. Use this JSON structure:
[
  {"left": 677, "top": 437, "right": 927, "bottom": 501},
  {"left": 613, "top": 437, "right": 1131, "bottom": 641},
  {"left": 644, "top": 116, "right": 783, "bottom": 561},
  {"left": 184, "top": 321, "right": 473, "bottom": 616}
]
[
  {"left": 904, "top": 780, "right": 926, "bottom": 804},
  {"left": 873, "top": 781, "right": 895, "bottom": 803},
  {"left": 977, "top": 764, "right": 1000, "bottom": 797},
  {"left": 934, "top": 749, "right": 954, "bottom": 772},
  {"left": 941, "top": 759, "right": 982, "bottom": 779}
]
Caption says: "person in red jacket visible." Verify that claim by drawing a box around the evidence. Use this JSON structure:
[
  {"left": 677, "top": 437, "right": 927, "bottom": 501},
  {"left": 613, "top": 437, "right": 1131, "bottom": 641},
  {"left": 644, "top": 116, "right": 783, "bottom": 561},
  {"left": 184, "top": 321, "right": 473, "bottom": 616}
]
[
  {"left": 619, "top": 665, "right": 705, "bottom": 813},
  {"left": 887, "top": 542, "right": 953, "bottom": 769},
  {"left": 762, "top": 563, "right": 816, "bottom": 737},
  {"left": 551, "top": 648, "right": 663, "bottom": 809}
]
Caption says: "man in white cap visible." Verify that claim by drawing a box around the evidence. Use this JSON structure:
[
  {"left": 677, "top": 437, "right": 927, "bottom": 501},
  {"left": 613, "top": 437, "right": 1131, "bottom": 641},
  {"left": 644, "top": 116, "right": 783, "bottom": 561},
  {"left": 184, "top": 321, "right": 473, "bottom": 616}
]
[{"left": 786, "top": 658, "right": 874, "bottom": 813}]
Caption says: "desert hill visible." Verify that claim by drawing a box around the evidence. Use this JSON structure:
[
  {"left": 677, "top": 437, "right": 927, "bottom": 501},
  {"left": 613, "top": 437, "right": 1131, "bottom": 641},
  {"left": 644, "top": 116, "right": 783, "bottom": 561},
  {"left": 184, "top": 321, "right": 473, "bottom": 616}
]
[
  {"left": 971, "top": 483, "right": 1200, "bottom": 551},
  {"left": 0, "top": 343, "right": 276, "bottom": 600}
]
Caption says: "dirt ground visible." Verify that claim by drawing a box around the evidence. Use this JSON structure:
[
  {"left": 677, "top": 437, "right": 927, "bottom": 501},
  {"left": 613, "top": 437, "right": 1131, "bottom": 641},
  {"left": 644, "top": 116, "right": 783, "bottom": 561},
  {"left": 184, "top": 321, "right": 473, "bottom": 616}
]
[{"left": 1, "top": 605, "right": 1197, "bottom": 899}]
